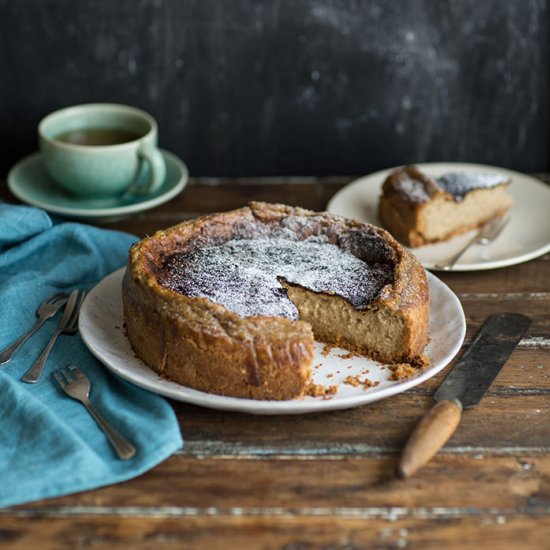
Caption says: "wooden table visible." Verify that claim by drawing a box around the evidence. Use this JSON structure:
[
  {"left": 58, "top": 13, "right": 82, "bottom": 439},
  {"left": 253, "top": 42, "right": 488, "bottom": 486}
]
[{"left": 1, "top": 175, "right": 549, "bottom": 549}]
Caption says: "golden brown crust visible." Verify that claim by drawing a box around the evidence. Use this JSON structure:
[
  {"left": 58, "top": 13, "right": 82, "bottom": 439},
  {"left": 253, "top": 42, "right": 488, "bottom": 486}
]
[
  {"left": 123, "top": 202, "right": 430, "bottom": 400},
  {"left": 379, "top": 196, "right": 425, "bottom": 247},
  {"left": 379, "top": 166, "right": 437, "bottom": 247}
]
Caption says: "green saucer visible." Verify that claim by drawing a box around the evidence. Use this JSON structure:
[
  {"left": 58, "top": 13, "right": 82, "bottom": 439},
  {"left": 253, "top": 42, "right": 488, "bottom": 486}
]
[{"left": 7, "top": 149, "right": 188, "bottom": 222}]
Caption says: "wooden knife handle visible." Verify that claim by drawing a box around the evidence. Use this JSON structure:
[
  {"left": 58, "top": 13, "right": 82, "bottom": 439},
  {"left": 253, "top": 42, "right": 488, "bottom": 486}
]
[{"left": 397, "top": 399, "right": 463, "bottom": 479}]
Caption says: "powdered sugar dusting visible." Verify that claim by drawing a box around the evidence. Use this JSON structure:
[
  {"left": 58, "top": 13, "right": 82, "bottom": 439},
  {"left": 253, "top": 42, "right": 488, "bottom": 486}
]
[
  {"left": 158, "top": 237, "right": 394, "bottom": 318},
  {"left": 437, "top": 172, "right": 509, "bottom": 202},
  {"left": 393, "top": 176, "right": 433, "bottom": 203}
]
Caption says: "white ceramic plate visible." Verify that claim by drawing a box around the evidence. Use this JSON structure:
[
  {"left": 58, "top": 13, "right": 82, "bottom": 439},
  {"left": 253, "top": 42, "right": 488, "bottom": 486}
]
[
  {"left": 79, "top": 268, "right": 466, "bottom": 415},
  {"left": 7, "top": 149, "right": 188, "bottom": 222},
  {"left": 327, "top": 162, "right": 550, "bottom": 271}
]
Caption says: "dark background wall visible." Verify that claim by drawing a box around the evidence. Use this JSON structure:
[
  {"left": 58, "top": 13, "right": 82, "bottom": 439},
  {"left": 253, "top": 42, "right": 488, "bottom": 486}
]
[{"left": 0, "top": 0, "right": 548, "bottom": 177}]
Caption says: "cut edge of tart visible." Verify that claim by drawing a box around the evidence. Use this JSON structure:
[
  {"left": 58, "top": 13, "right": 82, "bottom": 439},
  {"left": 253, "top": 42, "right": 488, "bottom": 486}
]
[{"left": 122, "top": 202, "right": 430, "bottom": 400}]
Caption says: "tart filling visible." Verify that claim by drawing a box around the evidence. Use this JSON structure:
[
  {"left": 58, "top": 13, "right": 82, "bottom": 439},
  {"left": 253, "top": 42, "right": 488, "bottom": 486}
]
[{"left": 157, "top": 236, "right": 395, "bottom": 319}]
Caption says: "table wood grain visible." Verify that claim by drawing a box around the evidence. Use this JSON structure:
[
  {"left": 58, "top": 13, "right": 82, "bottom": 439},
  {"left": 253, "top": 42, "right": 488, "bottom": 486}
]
[{"left": 1, "top": 175, "right": 549, "bottom": 549}]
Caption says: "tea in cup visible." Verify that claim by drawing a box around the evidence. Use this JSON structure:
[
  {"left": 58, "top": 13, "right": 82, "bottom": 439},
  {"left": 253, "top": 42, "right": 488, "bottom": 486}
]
[{"left": 39, "top": 103, "right": 166, "bottom": 198}]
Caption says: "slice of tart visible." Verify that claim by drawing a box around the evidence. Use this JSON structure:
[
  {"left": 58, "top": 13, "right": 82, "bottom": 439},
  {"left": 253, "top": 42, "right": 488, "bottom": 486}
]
[
  {"left": 379, "top": 165, "right": 513, "bottom": 247},
  {"left": 123, "top": 202, "right": 429, "bottom": 400}
]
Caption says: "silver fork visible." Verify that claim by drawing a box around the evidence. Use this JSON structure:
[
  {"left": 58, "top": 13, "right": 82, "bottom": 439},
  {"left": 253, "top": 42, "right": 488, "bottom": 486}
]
[
  {"left": 53, "top": 365, "right": 137, "bottom": 460},
  {"left": 434, "top": 213, "right": 511, "bottom": 271},
  {"left": 21, "top": 289, "right": 86, "bottom": 384},
  {"left": 0, "top": 292, "right": 68, "bottom": 365}
]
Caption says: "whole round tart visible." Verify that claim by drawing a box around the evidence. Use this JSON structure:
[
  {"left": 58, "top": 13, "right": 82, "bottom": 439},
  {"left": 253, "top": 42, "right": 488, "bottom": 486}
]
[{"left": 122, "top": 202, "right": 429, "bottom": 400}]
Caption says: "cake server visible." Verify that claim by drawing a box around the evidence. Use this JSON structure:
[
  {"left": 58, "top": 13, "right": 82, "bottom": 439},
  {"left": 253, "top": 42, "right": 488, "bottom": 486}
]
[{"left": 397, "top": 312, "right": 531, "bottom": 478}]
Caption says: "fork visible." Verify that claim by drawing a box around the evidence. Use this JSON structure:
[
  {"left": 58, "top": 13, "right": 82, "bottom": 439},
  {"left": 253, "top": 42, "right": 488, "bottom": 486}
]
[
  {"left": 53, "top": 365, "right": 137, "bottom": 460},
  {"left": 434, "top": 213, "right": 510, "bottom": 271},
  {"left": 0, "top": 292, "right": 68, "bottom": 365},
  {"left": 21, "top": 289, "right": 86, "bottom": 384}
]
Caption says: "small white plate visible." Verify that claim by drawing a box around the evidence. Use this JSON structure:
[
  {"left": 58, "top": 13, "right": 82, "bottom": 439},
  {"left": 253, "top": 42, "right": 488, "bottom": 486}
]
[
  {"left": 7, "top": 149, "right": 188, "bottom": 222},
  {"left": 327, "top": 162, "right": 550, "bottom": 271},
  {"left": 79, "top": 268, "right": 466, "bottom": 415}
]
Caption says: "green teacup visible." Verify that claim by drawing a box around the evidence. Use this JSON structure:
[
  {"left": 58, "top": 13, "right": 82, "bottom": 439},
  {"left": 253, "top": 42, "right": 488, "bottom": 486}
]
[{"left": 39, "top": 103, "right": 166, "bottom": 198}]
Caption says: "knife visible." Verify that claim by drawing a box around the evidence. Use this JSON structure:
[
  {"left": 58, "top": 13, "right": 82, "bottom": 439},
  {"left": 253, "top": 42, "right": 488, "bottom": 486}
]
[{"left": 397, "top": 312, "right": 531, "bottom": 479}]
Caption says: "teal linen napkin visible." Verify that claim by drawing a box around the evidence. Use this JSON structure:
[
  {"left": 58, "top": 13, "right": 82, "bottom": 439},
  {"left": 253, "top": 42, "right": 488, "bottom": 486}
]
[{"left": 0, "top": 204, "right": 183, "bottom": 508}]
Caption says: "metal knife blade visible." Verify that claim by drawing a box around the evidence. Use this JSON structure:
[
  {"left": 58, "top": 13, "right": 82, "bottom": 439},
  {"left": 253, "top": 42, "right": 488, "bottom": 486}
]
[{"left": 434, "top": 313, "right": 532, "bottom": 408}]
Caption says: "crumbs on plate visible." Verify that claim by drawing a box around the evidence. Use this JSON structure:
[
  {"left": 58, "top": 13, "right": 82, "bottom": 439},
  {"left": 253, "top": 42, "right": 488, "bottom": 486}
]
[
  {"left": 304, "top": 380, "right": 339, "bottom": 399},
  {"left": 388, "top": 363, "right": 417, "bottom": 380},
  {"left": 343, "top": 375, "right": 380, "bottom": 390},
  {"left": 338, "top": 350, "right": 361, "bottom": 360},
  {"left": 388, "top": 354, "right": 429, "bottom": 380},
  {"left": 320, "top": 343, "right": 337, "bottom": 357}
]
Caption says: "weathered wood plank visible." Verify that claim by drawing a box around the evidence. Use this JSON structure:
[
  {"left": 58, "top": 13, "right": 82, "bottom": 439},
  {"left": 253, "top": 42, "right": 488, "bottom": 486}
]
[
  {"left": 439, "top": 261, "right": 550, "bottom": 294},
  {"left": 152, "top": 179, "right": 323, "bottom": 213},
  {"left": 11, "top": 455, "right": 550, "bottom": 511},
  {"left": 1, "top": 514, "right": 549, "bottom": 550},
  {"left": 456, "top": 295, "right": 550, "bottom": 340},
  {"left": 412, "top": 349, "right": 550, "bottom": 393},
  {"left": 165, "top": 391, "right": 550, "bottom": 456}
]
